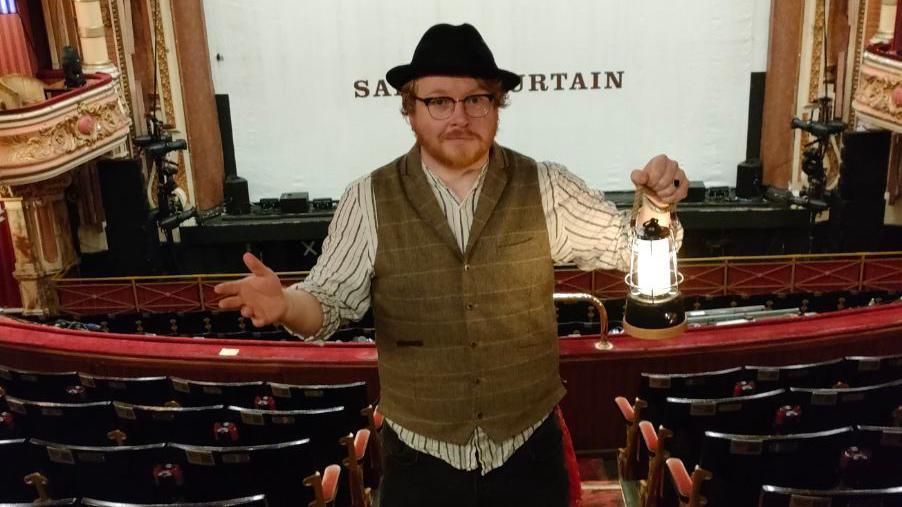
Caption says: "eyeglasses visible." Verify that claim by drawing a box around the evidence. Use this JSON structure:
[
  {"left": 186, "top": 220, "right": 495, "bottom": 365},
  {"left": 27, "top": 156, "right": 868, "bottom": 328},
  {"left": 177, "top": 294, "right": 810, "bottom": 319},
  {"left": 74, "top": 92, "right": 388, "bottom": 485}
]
[{"left": 414, "top": 94, "right": 495, "bottom": 120}]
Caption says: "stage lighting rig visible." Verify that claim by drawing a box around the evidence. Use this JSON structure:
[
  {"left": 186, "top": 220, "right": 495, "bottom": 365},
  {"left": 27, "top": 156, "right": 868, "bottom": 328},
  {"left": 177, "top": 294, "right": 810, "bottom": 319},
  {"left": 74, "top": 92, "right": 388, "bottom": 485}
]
[{"left": 134, "top": 115, "right": 196, "bottom": 272}]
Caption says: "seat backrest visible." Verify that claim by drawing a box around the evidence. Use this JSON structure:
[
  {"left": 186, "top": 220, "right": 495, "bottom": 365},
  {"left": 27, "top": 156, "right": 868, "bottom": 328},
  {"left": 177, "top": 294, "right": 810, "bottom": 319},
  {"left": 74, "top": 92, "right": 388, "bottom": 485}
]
[
  {"left": 697, "top": 426, "right": 855, "bottom": 507},
  {"left": 0, "top": 438, "right": 34, "bottom": 503},
  {"left": 789, "top": 379, "right": 902, "bottom": 431},
  {"left": 113, "top": 402, "right": 234, "bottom": 446},
  {"left": 745, "top": 358, "right": 846, "bottom": 391},
  {"left": 28, "top": 439, "right": 179, "bottom": 503},
  {"left": 170, "top": 379, "right": 268, "bottom": 409},
  {"left": 80, "top": 494, "right": 268, "bottom": 507},
  {"left": 170, "top": 439, "right": 315, "bottom": 505},
  {"left": 843, "top": 353, "right": 902, "bottom": 387},
  {"left": 639, "top": 367, "right": 746, "bottom": 405},
  {"left": 5, "top": 397, "right": 117, "bottom": 446},
  {"left": 759, "top": 484, "right": 902, "bottom": 507},
  {"left": 0, "top": 397, "right": 22, "bottom": 441},
  {"left": 662, "top": 388, "right": 788, "bottom": 468},
  {"left": 0, "top": 499, "right": 79, "bottom": 506},
  {"left": 228, "top": 405, "right": 354, "bottom": 463},
  {"left": 267, "top": 381, "right": 368, "bottom": 412},
  {"left": 850, "top": 425, "right": 902, "bottom": 489},
  {"left": 79, "top": 374, "right": 174, "bottom": 406},
  {"left": 0, "top": 367, "right": 83, "bottom": 403}
]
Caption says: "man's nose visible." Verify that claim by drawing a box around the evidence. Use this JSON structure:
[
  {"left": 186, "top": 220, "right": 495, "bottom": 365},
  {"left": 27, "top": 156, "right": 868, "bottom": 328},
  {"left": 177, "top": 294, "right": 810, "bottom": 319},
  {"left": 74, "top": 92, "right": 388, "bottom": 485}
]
[{"left": 447, "top": 100, "right": 470, "bottom": 126}]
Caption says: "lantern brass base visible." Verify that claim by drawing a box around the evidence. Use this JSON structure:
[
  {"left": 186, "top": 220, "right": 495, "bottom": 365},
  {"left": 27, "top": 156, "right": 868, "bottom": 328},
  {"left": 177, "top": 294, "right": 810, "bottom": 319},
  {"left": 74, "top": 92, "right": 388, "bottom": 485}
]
[{"left": 623, "top": 296, "right": 687, "bottom": 340}]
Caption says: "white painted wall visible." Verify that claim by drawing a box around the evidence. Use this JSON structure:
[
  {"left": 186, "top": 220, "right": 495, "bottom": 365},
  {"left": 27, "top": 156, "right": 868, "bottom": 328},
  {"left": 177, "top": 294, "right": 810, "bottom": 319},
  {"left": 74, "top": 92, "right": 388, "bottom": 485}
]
[{"left": 203, "top": 0, "right": 772, "bottom": 201}]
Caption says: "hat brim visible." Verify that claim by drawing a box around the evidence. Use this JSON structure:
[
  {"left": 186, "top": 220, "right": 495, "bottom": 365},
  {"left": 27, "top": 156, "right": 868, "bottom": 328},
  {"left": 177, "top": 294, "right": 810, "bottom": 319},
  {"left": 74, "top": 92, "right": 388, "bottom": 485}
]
[{"left": 386, "top": 65, "right": 521, "bottom": 92}]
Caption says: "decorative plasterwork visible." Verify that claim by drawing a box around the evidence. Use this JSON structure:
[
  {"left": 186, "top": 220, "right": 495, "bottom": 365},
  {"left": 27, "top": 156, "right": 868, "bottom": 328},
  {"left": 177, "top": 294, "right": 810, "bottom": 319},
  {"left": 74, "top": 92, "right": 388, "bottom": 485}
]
[
  {"left": 6, "top": 102, "right": 121, "bottom": 162},
  {"left": 0, "top": 76, "right": 130, "bottom": 186},
  {"left": 848, "top": 0, "right": 870, "bottom": 126},
  {"left": 104, "top": 0, "right": 135, "bottom": 138},
  {"left": 151, "top": 0, "right": 175, "bottom": 126},
  {"left": 853, "top": 52, "right": 902, "bottom": 132}
]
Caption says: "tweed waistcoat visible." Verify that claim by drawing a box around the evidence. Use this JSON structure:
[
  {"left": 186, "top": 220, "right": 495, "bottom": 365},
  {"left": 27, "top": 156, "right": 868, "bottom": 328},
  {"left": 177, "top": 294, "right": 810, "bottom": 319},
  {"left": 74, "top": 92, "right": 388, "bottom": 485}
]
[{"left": 371, "top": 143, "right": 565, "bottom": 444}]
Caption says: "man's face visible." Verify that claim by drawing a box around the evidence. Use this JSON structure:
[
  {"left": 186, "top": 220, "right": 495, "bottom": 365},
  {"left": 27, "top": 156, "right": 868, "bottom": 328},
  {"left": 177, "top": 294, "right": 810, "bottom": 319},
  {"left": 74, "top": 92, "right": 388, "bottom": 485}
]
[{"left": 408, "top": 76, "right": 499, "bottom": 170}]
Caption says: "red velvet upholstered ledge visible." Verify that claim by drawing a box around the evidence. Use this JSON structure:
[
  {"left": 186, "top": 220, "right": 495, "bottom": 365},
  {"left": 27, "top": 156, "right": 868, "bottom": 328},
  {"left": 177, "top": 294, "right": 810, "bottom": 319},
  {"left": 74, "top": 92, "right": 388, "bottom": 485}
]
[{"left": 1, "top": 301, "right": 901, "bottom": 451}]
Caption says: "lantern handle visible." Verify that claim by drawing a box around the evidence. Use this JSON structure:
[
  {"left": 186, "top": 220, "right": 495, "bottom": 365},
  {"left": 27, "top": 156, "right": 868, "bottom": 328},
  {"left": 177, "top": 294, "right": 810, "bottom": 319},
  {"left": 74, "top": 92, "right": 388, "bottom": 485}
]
[
  {"left": 553, "top": 292, "right": 612, "bottom": 350},
  {"left": 624, "top": 272, "right": 685, "bottom": 293}
]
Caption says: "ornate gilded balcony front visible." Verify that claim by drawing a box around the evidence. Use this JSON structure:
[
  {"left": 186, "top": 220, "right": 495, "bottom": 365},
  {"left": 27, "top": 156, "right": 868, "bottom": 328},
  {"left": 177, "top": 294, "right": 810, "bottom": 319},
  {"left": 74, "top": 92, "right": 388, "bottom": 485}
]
[{"left": 0, "top": 72, "right": 129, "bottom": 186}]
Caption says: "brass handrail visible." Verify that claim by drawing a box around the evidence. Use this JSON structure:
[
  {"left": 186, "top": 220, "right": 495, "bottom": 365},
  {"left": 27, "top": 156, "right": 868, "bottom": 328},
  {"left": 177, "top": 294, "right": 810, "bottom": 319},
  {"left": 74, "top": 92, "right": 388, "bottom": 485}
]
[{"left": 553, "top": 292, "right": 611, "bottom": 350}]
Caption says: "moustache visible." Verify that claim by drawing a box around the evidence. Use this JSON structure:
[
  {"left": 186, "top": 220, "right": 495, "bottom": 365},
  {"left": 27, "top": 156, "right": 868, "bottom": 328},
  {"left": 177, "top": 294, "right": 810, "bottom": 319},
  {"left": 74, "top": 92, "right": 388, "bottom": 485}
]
[{"left": 442, "top": 130, "right": 480, "bottom": 141}]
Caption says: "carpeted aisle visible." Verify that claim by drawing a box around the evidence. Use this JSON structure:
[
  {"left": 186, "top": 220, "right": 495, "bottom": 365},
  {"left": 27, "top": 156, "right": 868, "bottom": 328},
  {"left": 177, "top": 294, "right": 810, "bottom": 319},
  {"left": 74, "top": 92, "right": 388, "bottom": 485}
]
[{"left": 578, "top": 457, "right": 624, "bottom": 507}]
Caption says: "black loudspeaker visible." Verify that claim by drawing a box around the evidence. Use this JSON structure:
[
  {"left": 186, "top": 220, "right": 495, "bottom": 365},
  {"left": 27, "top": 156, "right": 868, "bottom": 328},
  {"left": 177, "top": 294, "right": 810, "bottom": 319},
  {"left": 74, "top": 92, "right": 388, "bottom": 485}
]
[
  {"left": 832, "top": 131, "right": 891, "bottom": 251},
  {"left": 280, "top": 192, "right": 309, "bottom": 213},
  {"left": 97, "top": 159, "right": 161, "bottom": 275},
  {"left": 736, "top": 159, "right": 763, "bottom": 199},
  {"left": 216, "top": 94, "right": 250, "bottom": 215},
  {"left": 224, "top": 175, "right": 250, "bottom": 215}
]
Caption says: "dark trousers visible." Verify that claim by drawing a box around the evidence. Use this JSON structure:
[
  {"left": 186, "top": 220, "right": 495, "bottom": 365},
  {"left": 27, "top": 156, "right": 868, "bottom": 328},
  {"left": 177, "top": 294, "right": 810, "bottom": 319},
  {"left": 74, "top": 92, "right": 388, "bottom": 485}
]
[{"left": 377, "top": 414, "right": 570, "bottom": 507}]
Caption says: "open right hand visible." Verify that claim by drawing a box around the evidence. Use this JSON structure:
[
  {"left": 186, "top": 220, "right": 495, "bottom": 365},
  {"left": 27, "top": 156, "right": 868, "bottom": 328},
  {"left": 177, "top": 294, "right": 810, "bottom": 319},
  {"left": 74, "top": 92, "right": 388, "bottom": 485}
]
[{"left": 214, "top": 253, "right": 288, "bottom": 328}]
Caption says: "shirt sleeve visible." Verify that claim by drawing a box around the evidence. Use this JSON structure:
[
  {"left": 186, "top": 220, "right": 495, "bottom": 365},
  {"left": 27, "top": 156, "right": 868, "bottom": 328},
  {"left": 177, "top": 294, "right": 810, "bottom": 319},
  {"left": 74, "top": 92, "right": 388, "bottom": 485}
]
[
  {"left": 540, "top": 161, "right": 684, "bottom": 272},
  {"left": 286, "top": 176, "right": 375, "bottom": 340}
]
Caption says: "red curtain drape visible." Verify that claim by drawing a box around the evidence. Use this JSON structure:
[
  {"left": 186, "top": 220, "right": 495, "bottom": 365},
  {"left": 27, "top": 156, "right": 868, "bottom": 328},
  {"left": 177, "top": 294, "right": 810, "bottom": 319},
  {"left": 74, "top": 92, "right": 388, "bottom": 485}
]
[
  {"left": 0, "top": 12, "right": 37, "bottom": 76},
  {"left": 0, "top": 202, "right": 22, "bottom": 309}
]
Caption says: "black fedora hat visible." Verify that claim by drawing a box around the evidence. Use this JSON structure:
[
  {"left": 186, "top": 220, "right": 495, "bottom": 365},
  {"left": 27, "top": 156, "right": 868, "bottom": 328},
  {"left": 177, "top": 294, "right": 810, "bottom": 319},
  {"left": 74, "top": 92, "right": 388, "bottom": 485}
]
[{"left": 386, "top": 23, "right": 521, "bottom": 91}]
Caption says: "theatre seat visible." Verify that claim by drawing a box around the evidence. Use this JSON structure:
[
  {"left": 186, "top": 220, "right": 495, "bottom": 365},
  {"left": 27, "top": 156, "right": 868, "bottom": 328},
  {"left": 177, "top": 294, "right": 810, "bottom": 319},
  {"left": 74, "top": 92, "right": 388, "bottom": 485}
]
[
  {"left": 112, "top": 402, "right": 236, "bottom": 446},
  {"left": 843, "top": 353, "right": 902, "bottom": 387},
  {"left": 170, "top": 378, "right": 268, "bottom": 408},
  {"left": 0, "top": 438, "right": 33, "bottom": 502},
  {"left": 227, "top": 405, "right": 354, "bottom": 459},
  {"left": 340, "top": 429, "right": 373, "bottom": 507},
  {"left": 637, "top": 420, "right": 673, "bottom": 507},
  {"left": 614, "top": 396, "right": 647, "bottom": 481},
  {"left": 687, "top": 426, "right": 856, "bottom": 506},
  {"left": 304, "top": 465, "right": 342, "bottom": 507},
  {"left": 170, "top": 439, "right": 316, "bottom": 505},
  {"left": 79, "top": 373, "right": 175, "bottom": 406},
  {"left": 759, "top": 484, "right": 902, "bottom": 507},
  {"left": 0, "top": 499, "right": 78, "bottom": 506},
  {"left": 4, "top": 397, "right": 118, "bottom": 446},
  {"left": 28, "top": 439, "right": 179, "bottom": 503},
  {"left": 268, "top": 381, "right": 368, "bottom": 413},
  {"left": 639, "top": 367, "right": 746, "bottom": 424},
  {"left": 0, "top": 396, "right": 22, "bottom": 440},
  {"left": 0, "top": 367, "right": 84, "bottom": 403},
  {"left": 789, "top": 379, "right": 902, "bottom": 431},
  {"left": 80, "top": 495, "right": 269, "bottom": 507},
  {"left": 660, "top": 388, "right": 788, "bottom": 468},
  {"left": 850, "top": 425, "right": 902, "bottom": 489},
  {"left": 745, "top": 358, "right": 847, "bottom": 391}
]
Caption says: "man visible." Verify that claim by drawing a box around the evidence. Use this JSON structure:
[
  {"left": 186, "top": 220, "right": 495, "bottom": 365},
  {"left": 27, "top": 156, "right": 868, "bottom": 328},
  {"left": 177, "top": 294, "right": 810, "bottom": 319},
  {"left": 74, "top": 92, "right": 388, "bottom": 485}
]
[{"left": 215, "top": 23, "right": 687, "bottom": 507}]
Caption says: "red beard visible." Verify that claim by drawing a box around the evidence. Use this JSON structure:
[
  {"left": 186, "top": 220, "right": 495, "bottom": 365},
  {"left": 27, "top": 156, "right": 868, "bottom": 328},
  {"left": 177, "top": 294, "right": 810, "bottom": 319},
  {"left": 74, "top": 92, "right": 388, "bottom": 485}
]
[{"left": 415, "top": 121, "right": 497, "bottom": 169}]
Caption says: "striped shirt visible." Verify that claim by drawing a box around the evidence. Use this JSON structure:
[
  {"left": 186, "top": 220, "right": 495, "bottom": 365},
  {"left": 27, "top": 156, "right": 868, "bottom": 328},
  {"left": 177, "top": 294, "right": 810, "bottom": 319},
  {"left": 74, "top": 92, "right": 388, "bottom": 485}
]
[{"left": 292, "top": 156, "right": 682, "bottom": 474}]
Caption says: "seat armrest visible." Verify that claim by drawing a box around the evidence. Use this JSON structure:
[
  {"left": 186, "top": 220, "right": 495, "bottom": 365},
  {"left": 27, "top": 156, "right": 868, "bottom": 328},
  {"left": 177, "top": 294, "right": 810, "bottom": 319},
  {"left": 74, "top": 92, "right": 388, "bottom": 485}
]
[
  {"left": 361, "top": 404, "right": 384, "bottom": 431},
  {"left": 665, "top": 457, "right": 692, "bottom": 499},
  {"left": 615, "top": 396, "right": 635, "bottom": 423},
  {"left": 321, "top": 464, "right": 341, "bottom": 504},
  {"left": 639, "top": 420, "right": 658, "bottom": 453},
  {"left": 354, "top": 428, "right": 370, "bottom": 460}
]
